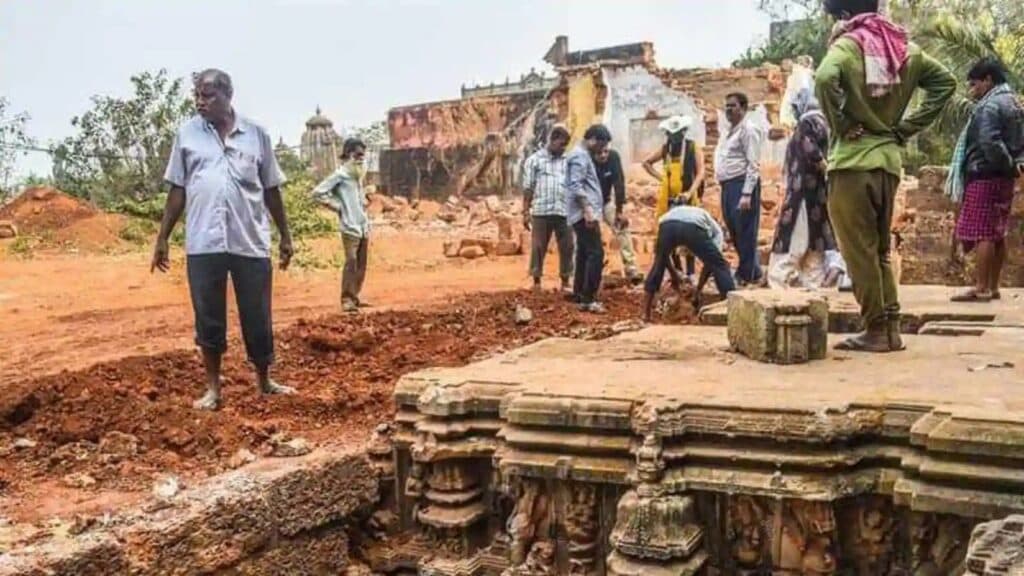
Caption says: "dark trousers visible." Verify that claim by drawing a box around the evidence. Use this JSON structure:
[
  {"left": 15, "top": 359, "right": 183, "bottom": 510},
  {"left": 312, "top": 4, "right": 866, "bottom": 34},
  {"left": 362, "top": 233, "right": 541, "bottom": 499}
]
[
  {"left": 645, "top": 221, "right": 736, "bottom": 295},
  {"left": 720, "top": 177, "right": 763, "bottom": 283},
  {"left": 186, "top": 253, "right": 274, "bottom": 367},
  {"left": 572, "top": 221, "right": 604, "bottom": 304},
  {"left": 342, "top": 234, "right": 369, "bottom": 306},
  {"left": 529, "top": 215, "right": 574, "bottom": 282}
]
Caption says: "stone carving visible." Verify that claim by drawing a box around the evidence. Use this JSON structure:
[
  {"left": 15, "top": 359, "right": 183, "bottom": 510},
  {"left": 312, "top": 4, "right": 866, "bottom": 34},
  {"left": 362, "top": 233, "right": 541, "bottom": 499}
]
[
  {"left": 406, "top": 461, "right": 426, "bottom": 499},
  {"left": 965, "top": 515, "right": 1024, "bottom": 575},
  {"left": 839, "top": 496, "right": 898, "bottom": 575},
  {"left": 728, "top": 495, "right": 770, "bottom": 569},
  {"left": 506, "top": 479, "right": 553, "bottom": 567},
  {"left": 910, "top": 513, "right": 972, "bottom": 576},
  {"left": 564, "top": 483, "right": 599, "bottom": 575},
  {"left": 523, "top": 540, "right": 557, "bottom": 575},
  {"left": 777, "top": 500, "right": 838, "bottom": 575},
  {"left": 607, "top": 490, "right": 707, "bottom": 575}
]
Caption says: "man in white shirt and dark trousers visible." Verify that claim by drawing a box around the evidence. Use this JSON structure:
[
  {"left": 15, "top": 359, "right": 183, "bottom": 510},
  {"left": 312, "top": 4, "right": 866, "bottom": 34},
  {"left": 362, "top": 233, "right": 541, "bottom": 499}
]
[
  {"left": 152, "top": 69, "right": 295, "bottom": 411},
  {"left": 643, "top": 204, "right": 735, "bottom": 322},
  {"left": 716, "top": 92, "right": 764, "bottom": 286}
]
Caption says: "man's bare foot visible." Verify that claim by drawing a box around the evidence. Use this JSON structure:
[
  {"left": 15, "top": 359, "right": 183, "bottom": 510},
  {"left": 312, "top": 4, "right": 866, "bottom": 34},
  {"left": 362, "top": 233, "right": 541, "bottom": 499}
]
[
  {"left": 261, "top": 380, "right": 296, "bottom": 396},
  {"left": 193, "top": 390, "right": 221, "bottom": 411}
]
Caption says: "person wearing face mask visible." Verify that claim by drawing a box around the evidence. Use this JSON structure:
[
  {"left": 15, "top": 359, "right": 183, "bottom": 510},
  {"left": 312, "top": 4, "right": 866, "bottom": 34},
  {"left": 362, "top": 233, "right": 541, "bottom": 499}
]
[
  {"left": 642, "top": 115, "right": 705, "bottom": 284},
  {"left": 312, "top": 138, "right": 371, "bottom": 313},
  {"left": 816, "top": 0, "right": 955, "bottom": 352}
]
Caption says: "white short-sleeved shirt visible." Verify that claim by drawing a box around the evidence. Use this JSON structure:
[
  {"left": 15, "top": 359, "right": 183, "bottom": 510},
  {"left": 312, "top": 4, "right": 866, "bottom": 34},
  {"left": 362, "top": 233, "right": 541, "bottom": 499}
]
[{"left": 164, "top": 115, "right": 285, "bottom": 258}]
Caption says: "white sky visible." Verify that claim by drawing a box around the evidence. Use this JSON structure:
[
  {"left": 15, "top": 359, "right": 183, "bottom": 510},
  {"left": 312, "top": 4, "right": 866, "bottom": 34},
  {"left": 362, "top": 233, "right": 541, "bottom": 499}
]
[{"left": 1, "top": 0, "right": 772, "bottom": 178}]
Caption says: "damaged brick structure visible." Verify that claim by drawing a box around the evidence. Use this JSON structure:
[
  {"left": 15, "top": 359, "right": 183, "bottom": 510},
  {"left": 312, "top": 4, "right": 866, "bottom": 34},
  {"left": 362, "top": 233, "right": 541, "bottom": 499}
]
[{"left": 378, "top": 36, "right": 794, "bottom": 208}]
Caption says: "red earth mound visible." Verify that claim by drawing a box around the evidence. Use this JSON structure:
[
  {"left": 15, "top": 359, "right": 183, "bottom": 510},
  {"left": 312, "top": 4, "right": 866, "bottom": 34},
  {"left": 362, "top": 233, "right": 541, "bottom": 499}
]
[
  {"left": 0, "top": 288, "right": 660, "bottom": 514},
  {"left": 0, "top": 187, "right": 97, "bottom": 236}
]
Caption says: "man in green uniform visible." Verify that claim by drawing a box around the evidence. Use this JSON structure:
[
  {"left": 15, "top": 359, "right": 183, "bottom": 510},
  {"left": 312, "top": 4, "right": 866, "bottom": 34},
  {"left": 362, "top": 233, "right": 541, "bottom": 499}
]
[{"left": 815, "top": 0, "right": 955, "bottom": 352}]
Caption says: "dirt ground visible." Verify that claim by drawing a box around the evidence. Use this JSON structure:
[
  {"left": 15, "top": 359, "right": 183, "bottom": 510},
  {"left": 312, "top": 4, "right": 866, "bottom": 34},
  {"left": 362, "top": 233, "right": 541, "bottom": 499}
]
[{"left": 0, "top": 226, "right": 671, "bottom": 526}]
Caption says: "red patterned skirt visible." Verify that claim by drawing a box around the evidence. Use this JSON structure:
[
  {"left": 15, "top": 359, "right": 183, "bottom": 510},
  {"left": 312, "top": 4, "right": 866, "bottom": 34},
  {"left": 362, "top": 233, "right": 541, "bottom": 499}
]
[{"left": 955, "top": 178, "right": 1015, "bottom": 248}]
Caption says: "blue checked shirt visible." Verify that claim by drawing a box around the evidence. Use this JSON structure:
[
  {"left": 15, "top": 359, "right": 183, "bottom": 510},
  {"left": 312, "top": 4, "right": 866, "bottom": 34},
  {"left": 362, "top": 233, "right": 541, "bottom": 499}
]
[{"left": 521, "top": 148, "right": 568, "bottom": 217}]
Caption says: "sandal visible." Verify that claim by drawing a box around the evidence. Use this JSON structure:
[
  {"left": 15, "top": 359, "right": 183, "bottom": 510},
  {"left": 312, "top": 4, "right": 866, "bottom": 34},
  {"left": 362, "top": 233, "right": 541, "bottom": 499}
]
[{"left": 950, "top": 289, "right": 992, "bottom": 303}]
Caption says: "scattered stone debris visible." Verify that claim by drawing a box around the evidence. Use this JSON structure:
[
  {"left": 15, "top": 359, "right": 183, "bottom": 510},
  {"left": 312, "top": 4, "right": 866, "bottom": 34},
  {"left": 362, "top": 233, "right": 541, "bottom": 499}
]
[
  {"left": 63, "top": 472, "right": 97, "bottom": 489},
  {"left": 99, "top": 431, "right": 140, "bottom": 463},
  {"left": 350, "top": 328, "right": 376, "bottom": 354},
  {"left": 514, "top": 305, "right": 534, "bottom": 326},
  {"left": 152, "top": 475, "right": 181, "bottom": 500},
  {"left": 968, "top": 361, "right": 1015, "bottom": 372},
  {"left": 228, "top": 447, "right": 258, "bottom": 469},
  {"left": 0, "top": 220, "right": 17, "bottom": 239},
  {"left": 12, "top": 437, "right": 36, "bottom": 450},
  {"left": 270, "top": 433, "right": 312, "bottom": 458}
]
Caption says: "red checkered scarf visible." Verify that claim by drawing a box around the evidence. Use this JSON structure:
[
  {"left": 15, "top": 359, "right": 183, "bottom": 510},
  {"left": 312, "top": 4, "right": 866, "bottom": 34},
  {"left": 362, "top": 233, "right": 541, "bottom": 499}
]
[{"left": 830, "top": 13, "right": 909, "bottom": 97}]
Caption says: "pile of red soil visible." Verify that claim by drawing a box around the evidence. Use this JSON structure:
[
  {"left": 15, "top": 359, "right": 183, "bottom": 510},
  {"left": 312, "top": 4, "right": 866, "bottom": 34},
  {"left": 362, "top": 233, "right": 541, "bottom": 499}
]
[
  {"left": 0, "top": 187, "right": 97, "bottom": 236},
  {"left": 0, "top": 289, "right": 655, "bottom": 501}
]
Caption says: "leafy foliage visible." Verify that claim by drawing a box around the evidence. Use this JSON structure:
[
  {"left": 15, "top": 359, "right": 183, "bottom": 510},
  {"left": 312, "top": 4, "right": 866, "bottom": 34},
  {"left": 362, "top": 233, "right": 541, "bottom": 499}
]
[
  {"left": 0, "top": 97, "right": 33, "bottom": 197},
  {"left": 52, "top": 69, "right": 193, "bottom": 206}
]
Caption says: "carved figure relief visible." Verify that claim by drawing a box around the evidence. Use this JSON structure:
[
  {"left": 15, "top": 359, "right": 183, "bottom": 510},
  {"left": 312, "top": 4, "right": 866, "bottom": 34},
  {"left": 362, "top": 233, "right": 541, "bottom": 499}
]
[
  {"left": 405, "top": 461, "right": 426, "bottom": 499},
  {"left": 839, "top": 497, "right": 898, "bottom": 575},
  {"left": 728, "top": 495, "right": 771, "bottom": 569},
  {"left": 507, "top": 479, "right": 553, "bottom": 567},
  {"left": 523, "top": 540, "right": 557, "bottom": 575},
  {"left": 777, "top": 500, "right": 837, "bottom": 575},
  {"left": 564, "top": 483, "right": 600, "bottom": 575},
  {"left": 427, "top": 460, "right": 477, "bottom": 492},
  {"left": 910, "top": 513, "right": 972, "bottom": 576}
]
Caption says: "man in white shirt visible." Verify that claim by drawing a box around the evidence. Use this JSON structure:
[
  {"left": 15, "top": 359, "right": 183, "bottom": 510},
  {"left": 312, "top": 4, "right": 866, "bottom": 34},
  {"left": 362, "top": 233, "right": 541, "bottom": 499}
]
[
  {"left": 715, "top": 92, "right": 764, "bottom": 285},
  {"left": 151, "top": 68, "right": 295, "bottom": 411}
]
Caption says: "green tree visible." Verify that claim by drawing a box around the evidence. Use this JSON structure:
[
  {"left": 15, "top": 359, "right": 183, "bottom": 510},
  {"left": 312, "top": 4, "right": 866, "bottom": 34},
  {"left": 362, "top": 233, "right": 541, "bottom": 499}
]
[
  {"left": 53, "top": 69, "right": 193, "bottom": 206},
  {"left": 0, "top": 97, "right": 33, "bottom": 197},
  {"left": 734, "top": 0, "right": 830, "bottom": 67}
]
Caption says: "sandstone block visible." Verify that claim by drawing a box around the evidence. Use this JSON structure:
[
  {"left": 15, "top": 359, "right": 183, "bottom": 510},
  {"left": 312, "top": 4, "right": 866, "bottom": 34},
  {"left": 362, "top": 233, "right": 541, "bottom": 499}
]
[
  {"left": 459, "top": 245, "right": 486, "bottom": 259},
  {"left": 443, "top": 240, "right": 460, "bottom": 258},
  {"left": 726, "top": 291, "right": 828, "bottom": 364},
  {"left": 484, "top": 195, "right": 502, "bottom": 213},
  {"left": 494, "top": 239, "right": 521, "bottom": 256},
  {"left": 496, "top": 214, "right": 516, "bottom": 241},
  {"left": 0, "top": 220, "right": 17, "bottom": 239}
]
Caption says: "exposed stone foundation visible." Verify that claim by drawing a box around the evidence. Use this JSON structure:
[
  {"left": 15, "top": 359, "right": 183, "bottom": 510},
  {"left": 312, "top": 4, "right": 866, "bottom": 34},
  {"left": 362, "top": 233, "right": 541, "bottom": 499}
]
[{"left": 0, "top": 450, "right": 379, "bottom": 576}]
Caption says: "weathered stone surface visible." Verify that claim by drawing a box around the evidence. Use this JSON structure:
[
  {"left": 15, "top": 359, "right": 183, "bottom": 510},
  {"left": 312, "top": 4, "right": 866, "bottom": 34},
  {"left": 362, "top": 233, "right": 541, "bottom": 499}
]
[
  {"left": 0, "top": 220, "right": 17, "bottom": 239},
  {"left": 494, "top": 239, "right": 521, "bottom": 257},
  {"left": 458, "top": 245, "right": 487, "bottom": 259},
  {"left": 0, "top": 450, "right": 377, "bottom": 576},
  {"left": 726, "top": 290, "right": 827, "bottom": 363},
  {"left": 966, "top": 515, "right": 1024, "bottom": 575}
]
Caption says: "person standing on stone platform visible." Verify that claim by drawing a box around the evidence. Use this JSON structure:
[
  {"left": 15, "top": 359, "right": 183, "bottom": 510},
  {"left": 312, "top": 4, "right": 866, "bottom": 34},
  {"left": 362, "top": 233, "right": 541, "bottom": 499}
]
[
  {"left": 312, "top": 138, "right": 371, "bottom": 314},
  {"left": 947, "top": 57, "right": 1024, "bottom": 303},
  {"left": 815, "top": 0, "right": 955, "bottom": 353},
  {"left": 715, "top": 92, "right": 765, "bottom": 288},
  {"left": 565, "top": 124, "right": 611, "bottom": 314},
  {"left": 152, "top": 68, "right": 296, "bottom": 411}
]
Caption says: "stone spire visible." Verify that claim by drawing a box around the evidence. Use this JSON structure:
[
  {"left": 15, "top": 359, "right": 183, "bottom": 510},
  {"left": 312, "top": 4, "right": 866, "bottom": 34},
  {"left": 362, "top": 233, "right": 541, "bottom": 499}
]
[{"left": 300, "top": 106, "right": 340, "bottom": 179}]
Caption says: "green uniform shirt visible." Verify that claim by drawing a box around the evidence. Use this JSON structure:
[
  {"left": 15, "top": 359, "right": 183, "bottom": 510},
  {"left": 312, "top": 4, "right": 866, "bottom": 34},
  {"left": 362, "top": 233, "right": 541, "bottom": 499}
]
[{"left": 815, "top": 37, "right": 956, "bottom": 177}]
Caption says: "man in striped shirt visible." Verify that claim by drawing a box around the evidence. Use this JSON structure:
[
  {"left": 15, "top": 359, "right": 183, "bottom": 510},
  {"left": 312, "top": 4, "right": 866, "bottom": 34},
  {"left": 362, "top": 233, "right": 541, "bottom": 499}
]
[{"left": 521, "top": 125, "right": 574, "bottom": 292}]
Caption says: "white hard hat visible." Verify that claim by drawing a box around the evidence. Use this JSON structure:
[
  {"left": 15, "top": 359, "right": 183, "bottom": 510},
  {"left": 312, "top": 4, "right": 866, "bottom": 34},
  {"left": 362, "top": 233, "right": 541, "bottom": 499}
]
[{"left": 658, "top": 115, "right": 694, "bottom": 134}]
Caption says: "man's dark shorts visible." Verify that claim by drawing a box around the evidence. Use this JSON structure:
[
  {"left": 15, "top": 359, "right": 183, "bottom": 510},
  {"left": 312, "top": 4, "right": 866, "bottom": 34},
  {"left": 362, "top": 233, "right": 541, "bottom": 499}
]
[{"left": 186, "top": 253, "right": 274, "bottom": 367}]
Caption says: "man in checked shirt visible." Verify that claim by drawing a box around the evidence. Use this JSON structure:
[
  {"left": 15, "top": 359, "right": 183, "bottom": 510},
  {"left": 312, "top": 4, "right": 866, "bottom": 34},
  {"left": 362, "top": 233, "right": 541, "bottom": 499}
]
[{"left": 521, "top": 125, "right": 574, "bottom": 293}]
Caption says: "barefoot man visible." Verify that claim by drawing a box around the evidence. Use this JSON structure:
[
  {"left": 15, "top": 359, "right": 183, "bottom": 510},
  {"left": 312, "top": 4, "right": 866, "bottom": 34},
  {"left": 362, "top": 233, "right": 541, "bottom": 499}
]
[{"left": 151, "top": 69, "right": 296, "bottom": 410}]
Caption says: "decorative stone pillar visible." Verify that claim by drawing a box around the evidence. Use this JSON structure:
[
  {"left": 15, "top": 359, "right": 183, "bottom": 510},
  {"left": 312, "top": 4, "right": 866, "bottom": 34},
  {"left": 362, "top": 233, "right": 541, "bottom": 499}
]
[
  {"left": 565, "top": 483, "right": 600, "bottom": 575},
  {"left": 966, "top": 515, "right": 1024, "bottom": 574},
  {"left": 606, "top": 405, "right": 708, "bottom": 575}
]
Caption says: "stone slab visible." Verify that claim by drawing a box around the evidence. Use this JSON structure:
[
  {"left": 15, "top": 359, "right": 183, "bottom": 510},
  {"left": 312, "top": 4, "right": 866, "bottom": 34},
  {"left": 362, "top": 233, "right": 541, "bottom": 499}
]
[
  {"left": 0, "top": 449, "right": 378, "bottom": 576},
  {"left": 700, "top": 286, "right": 1024, "bottom": 333}
]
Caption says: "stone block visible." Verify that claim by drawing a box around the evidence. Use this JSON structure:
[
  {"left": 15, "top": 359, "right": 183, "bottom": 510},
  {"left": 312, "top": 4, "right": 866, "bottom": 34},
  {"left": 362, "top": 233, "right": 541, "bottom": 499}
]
[
  {"left": 0, "top": 450, "right": 377, "bottom": 576},
  {"left": 726, "top": 291, "right": 828, "bottom": 363},
  {"left": 0, "top": 220, "right": 17, "bottom": 239}
]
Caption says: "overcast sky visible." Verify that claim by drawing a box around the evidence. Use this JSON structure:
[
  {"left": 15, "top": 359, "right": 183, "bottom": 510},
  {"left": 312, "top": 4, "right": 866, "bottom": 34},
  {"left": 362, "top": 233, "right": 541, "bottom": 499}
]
[{"left": 1, "top": 0, "right": 772, "bottom": 178}]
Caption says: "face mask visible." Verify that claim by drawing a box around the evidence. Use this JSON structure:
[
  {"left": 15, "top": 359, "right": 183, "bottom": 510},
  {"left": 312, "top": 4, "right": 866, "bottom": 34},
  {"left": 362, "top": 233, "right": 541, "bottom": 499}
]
[{"left": 349, "top": 159, "right": 366, "bottom": 179}]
